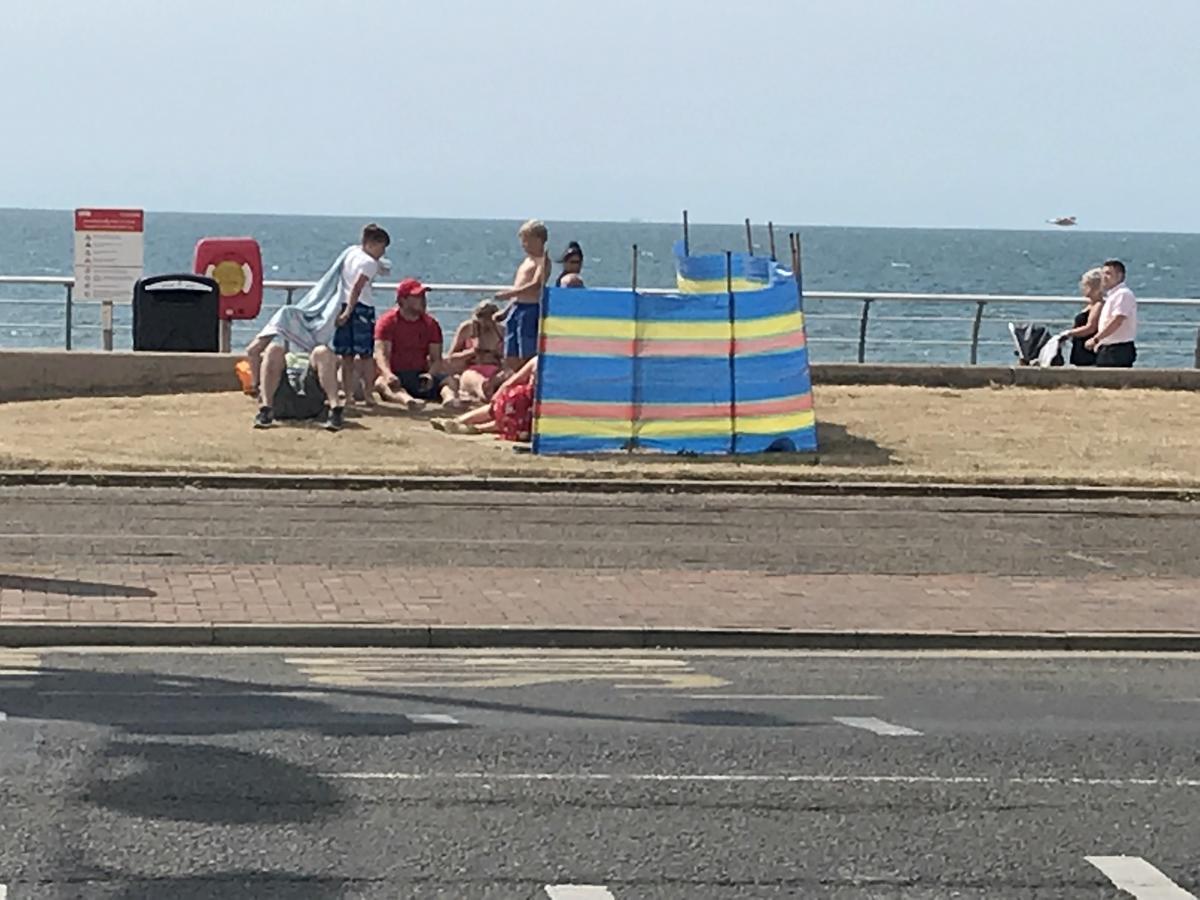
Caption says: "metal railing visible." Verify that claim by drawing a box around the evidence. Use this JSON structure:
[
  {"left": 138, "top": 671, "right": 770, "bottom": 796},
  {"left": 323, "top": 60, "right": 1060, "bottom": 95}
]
[{"left": 2, "top": 275, "right": 1198, "bottom": 367}]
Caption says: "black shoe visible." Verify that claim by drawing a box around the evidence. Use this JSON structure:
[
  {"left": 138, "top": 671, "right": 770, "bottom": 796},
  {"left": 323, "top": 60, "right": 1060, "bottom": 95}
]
[
  {"left": 253, "top": 407, "right": 275, "bottom": 429},
  {"left": 323, "top": 405, "right": 345, "bottom": 432}
]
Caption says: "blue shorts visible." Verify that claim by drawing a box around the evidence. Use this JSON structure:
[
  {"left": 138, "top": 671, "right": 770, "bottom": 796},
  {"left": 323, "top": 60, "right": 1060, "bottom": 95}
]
[
  {"left": 333, "top": 304, "right": 376, "bottom": 358},
  {"left": 503, "top": 302, "right": 540, "bottom": 359}
]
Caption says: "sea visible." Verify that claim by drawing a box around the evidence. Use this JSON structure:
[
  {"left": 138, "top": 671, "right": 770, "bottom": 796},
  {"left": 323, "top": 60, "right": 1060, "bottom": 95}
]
[{"left": 2, "top": 208, "right": 1198, "bottom": 367}]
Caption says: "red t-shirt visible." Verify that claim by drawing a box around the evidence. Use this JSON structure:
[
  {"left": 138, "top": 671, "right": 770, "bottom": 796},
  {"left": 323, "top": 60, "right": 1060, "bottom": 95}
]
[{"left": 374, "top": 308, "right": 444, "bottom": 373}]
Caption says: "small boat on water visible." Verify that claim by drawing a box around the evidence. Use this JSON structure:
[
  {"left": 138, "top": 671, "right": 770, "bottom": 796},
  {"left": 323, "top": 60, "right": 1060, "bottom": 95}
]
[{"left": 1047, "top": 216, "right": 1077, "bottom": 227}]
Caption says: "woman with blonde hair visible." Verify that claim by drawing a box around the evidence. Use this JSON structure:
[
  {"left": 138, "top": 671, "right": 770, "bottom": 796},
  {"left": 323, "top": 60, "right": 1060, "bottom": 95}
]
[
  {"left": 1062, "top": 267, "right": 1105, "bottom": 366},
  {"left": 445, "top": 299, "right": 507, "bottom": 403}
]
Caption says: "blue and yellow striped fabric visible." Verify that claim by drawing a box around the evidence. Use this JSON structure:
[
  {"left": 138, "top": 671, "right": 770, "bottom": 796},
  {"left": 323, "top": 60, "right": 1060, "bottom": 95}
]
[
  {"left": 532, "top": 251, "right": 817, "bottom": 456},
  {"left": 672, "top": 240, "right": 784, "bottom": 294}
]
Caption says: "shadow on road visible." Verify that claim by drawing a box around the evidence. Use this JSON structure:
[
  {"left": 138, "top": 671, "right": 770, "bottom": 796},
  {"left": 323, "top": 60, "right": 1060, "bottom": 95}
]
[
  {"left": 87, "top": 740, "right": 344, "bottom": 825},
  {"left": 1, "top": 666, "right": 465, "bottom": 737},
  {"left": 0, "top": 573, "right": 157, "bottom": 598}
]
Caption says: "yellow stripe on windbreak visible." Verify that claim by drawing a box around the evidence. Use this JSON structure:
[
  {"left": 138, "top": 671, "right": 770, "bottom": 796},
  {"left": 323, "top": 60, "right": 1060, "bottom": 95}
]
[
  {"left": 535, "top": 418, "right": 634, "bottom": 439},
  {"left": 677, "top": 277, "right": 769, "bottom": 294},
  {"left": 543, "top": 312, "right": 805, "bottom": 341},
  {"left": 542, "top": 317, "right": 637, "bottom": 340},
  {"left": 536, "top": 410, "right": 816, "bottom": 439},
  {"left": 736, "top": 410, "right": 817, "bottom": 434}
]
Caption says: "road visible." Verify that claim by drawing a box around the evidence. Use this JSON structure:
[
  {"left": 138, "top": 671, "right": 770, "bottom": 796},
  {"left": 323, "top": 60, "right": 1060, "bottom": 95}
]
[
  {"left": 0, "top": 648, "right": 1197, "bottom": 897},
  {"left": 2, "top": 485, "right": 1200, "bottom": 576}
]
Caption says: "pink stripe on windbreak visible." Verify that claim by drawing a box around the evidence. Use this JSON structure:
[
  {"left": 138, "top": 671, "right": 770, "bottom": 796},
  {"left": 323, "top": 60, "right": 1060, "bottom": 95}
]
[
  {"left": 542, "top": 331, "right": 806, "bottom": 359},
  {"left": 538, "top": 393, "right": 813, "bottom": 421}
]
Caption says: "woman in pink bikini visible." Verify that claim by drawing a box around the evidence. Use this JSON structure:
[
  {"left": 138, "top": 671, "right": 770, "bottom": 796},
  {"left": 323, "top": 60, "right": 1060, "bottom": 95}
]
[{"left": 445, "top": 299, "right": 506, "bottom": 403}]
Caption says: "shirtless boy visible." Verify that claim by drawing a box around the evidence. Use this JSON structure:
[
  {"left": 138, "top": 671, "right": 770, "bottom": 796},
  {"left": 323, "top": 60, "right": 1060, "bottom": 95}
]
[{"left": 494, "top": 219, "right": 550, "bottom": 370}]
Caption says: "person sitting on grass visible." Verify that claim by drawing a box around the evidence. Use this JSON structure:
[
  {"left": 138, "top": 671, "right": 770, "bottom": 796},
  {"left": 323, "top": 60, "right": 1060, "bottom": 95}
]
[
  {"left": 429, "top": 357, "right": 537, "bottom": 442},
  {"left": 244, "top": 225, "right": 388, "bottom": 430},
  {"left": 373, "top": 278, "right": 463, "bottom": 410},
  {"left": 444, "top": 299, "right": 506, "bottom": 404},
  {"left": 252, "top": 342, "right": 344, "bottom": 431}
]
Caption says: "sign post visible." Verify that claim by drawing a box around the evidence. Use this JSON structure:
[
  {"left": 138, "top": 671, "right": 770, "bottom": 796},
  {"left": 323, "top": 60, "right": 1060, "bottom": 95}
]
[{"left": 73, "top": 209, "right": 144, "bottom": 350}]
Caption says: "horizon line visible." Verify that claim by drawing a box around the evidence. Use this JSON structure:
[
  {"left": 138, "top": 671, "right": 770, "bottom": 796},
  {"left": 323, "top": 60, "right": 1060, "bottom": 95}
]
[{"left": 0, "top": 206, "right": 1196, "bottom": 237}]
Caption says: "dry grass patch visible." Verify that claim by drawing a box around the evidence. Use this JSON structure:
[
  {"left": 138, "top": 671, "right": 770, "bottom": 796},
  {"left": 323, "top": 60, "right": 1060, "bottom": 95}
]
[{"left": 0, "top": 386, "right": 1198, "bottom": 485}]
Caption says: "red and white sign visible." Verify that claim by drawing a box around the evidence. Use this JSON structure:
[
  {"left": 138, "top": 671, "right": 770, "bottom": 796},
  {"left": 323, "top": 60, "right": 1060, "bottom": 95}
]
[{"left": 74, "top": 207, "right": 145, "bottom": 302}]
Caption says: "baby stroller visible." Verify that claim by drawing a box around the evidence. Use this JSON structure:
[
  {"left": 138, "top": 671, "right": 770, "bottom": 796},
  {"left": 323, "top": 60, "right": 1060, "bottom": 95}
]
[{"left": 1008, "top": 322, "right": 1066, "bottom": 367}]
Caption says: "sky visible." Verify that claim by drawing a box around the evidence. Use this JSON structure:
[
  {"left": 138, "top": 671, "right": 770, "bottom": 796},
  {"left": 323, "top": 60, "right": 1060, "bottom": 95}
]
[{"left": 2, "top": 0, "right": 1197, "bottom": 231}]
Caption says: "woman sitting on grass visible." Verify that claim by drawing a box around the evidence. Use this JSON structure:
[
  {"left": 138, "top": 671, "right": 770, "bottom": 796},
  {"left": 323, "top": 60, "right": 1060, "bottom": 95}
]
[
  {"left": 430, "top": 357, "right": 537, "bottom": 442},
  {"left": 444, "top": 300, "right": 506, "bottom": 404}
]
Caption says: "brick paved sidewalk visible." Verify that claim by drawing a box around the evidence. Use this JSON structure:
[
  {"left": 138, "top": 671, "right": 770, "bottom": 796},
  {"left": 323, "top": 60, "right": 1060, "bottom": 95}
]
[{"left": 1, "top": 564, "right": 1198, "bottom": 634}]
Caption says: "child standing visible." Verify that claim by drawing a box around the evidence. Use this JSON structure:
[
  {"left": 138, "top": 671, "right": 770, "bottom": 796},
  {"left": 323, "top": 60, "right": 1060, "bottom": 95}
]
[
  {"left": 493, "top": 219, "right": 550, "bottom": 371},
  {"left": 333, "top": 223, "right": 391, "bottom": 404}
]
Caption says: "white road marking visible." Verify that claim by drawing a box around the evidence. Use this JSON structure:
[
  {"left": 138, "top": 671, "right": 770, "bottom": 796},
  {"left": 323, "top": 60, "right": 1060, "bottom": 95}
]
[
  {"left": 545, "top": 886, "right": 616, "bottom": 899},
  {"left": 324, "top": 771, "right": 1200, "bottom": 788},
  {"left": 405, "top": 713, "right": 460, "bottom": 726},
  {"left": 1, "top": 883, "right": 7, "bottom": 899},
  {"left": 1065, "top": 550, "right": 1118, "bottom": 570},
  {"left": 287, "top": 653, "right": 729, "bottom": 690},
  {"left": 833, "top": 716, "right": 922, "bottom": 736},
  {"left": 1085, "top": 855, "right": 1197, "bottom": 899},
  {"left": 0, "top": 650, "right": 42, "bottom": 678},
  {"left": 683, "top": 693, "right": 882, "bottom": 701}
]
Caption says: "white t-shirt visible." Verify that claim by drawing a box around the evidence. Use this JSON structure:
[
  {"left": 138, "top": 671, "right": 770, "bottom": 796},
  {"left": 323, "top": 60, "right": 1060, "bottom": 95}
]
[
  {"left": 1098, "top": 283, "right": 1137, "bottom": 345},
  {"left": 340, "top": 245, "right": 380, "bottom": 308}
]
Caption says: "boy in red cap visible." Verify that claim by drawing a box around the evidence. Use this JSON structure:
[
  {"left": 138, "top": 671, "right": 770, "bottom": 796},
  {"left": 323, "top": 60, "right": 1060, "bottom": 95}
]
[{"left": 373, "top": 278, "right": 462, "bottom": 410}]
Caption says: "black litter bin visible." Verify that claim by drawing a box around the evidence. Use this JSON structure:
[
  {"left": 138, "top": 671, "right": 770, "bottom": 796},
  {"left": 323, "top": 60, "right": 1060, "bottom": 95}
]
[{"left": 132, "top": 274, "right": 220, "bottom": 352}]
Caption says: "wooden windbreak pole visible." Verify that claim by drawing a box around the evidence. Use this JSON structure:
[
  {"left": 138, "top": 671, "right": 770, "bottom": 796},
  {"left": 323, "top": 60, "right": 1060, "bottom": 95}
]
[
  {"left": 744, "top": 218, "right": 754, "bottom": 256},
  {"left": 790, "top": 232, "right": 810, "bottom": 343},
  {"left": 629, "top": 243, "right": 642, "bottom": 453},
  {"left": 726, "top": 250, "right": 738, "bottom": 455},
  {"left": 768, "top": 221, "right": 777, "bottom": 261}
]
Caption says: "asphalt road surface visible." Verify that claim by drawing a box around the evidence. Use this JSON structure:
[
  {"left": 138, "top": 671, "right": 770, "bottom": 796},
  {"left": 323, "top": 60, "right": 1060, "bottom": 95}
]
[
  {"left": 0, "top": 647, "right": 1197, "bottom": 897},
  {"left": 2, "top": 486, "right": 1200, "bottom": 576}
]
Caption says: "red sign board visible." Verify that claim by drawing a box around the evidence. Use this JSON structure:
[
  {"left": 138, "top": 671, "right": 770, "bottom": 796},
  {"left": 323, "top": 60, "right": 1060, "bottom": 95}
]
[{"left": 74, "top": 208, "right": 145, "bottom": 233}]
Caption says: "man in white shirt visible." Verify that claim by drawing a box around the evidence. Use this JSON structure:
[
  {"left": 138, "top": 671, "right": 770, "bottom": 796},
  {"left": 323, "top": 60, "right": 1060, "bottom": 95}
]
[{"left": 1086, "top": 258, "right": 1138, "bottom": 368}]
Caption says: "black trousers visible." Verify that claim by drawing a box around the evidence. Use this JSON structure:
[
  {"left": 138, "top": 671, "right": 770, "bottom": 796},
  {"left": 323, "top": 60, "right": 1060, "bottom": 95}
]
[{"left": 1096, "top": 342, "right": 1137, "bottom": 368}]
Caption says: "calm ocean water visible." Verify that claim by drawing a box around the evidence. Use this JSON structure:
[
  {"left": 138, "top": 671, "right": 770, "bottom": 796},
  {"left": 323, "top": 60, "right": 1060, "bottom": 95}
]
[{"left": 2, "top": 208, "right": 1198, "bottom": 366}]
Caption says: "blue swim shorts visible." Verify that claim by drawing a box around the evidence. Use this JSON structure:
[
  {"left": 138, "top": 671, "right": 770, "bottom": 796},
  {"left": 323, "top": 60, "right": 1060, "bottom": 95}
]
[
  {"left": 503, "top": 302, "right": 540, "bottom": 359},
  {"left": 333, "top": 304, "right": 376, "bottom": 358}
]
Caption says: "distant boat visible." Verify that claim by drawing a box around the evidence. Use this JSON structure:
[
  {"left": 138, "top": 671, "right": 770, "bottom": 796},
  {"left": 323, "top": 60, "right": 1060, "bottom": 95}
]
[{"left": 1047, "top": 216, "right": 1077, "bottom": 227}]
